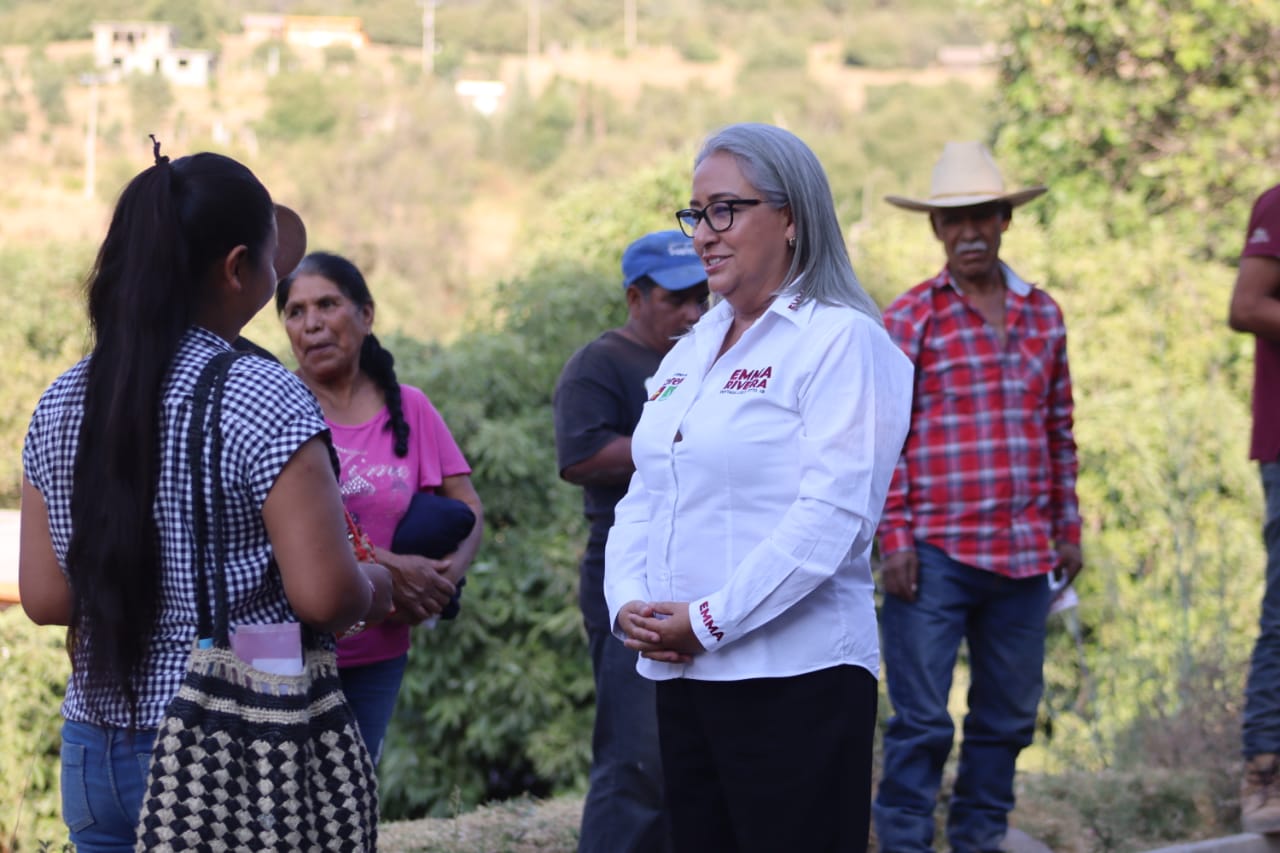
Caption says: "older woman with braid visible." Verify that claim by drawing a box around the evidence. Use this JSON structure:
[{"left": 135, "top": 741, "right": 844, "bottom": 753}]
[{"left": 276, "top": 251, "right": 484, "bottom": 764}]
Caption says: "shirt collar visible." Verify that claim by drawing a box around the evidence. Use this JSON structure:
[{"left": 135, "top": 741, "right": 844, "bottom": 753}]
[
  {"left": 190, "top": 325, "right": 235, "bottom": 349},
  {"left": 933, "top": 262, "right": 1032, "bottom": 297},
  {"left": 694, "top": 274, "right": 814, "bottom": 339}
]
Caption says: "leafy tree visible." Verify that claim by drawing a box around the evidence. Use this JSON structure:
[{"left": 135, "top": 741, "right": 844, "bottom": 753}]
[
  {"left": 858, "top": 181, "right": 1259, "bottom": 776},
  {"left": 0, "top": 59, "right": 28, "bottom": 141},
  {"left": 979, "top": 0, "right": 1272, "bottom": 769},
  {"left": 495, "top": 77, "right": 580, "bottom": 173},
  {"left": 323, "top": 43, "right": 357, "bottom": 68},
  {"left": 26, "top": 48, "right": 69, "bottom": 126},
  {"left": 259, "top": 75, "right": 481, "bottom": 346},
  {"left": 0, "top": 243, "right": 91, "bottom": 506},
  {"left": 990, "top": 0, "right": 1280, "bottom": 256},
  {"left": 258, "top": 71, "right": 342, "bottom": 139},
  {"left": 436, "top": 1, "right": 528, "bottom": 55},
  {"left": 140, "top": 0, "right": 228, "bottom": 50}
]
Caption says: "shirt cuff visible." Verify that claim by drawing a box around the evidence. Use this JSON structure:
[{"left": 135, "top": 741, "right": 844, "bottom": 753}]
[
  {"left": 878, "top": 527, "right": 914, "bottom": 557},
  {"left": 687, "top": 599, "right": 721, "bottom": 652}
]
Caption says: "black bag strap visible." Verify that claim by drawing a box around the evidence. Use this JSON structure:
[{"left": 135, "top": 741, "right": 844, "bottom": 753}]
[{"left": 188, "top": 349, "right": 250, "bottom": 647}]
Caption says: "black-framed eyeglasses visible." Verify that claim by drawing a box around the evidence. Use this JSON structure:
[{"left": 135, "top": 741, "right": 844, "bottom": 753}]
[{"left": 675, "top": 199, "right": 763, "bottom": 238}]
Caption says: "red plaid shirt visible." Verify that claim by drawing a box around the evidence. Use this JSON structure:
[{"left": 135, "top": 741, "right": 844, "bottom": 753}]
[{"left": 877, "top": 265, "right": 1081, "bottom": 578}]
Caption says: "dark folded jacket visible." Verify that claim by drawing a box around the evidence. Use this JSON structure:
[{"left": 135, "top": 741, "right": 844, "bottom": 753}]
[{"left": 390, "top": 492, "right": 476, "bottom": 620}]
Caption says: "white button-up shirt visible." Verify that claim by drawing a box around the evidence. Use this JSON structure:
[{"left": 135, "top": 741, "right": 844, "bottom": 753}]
[{"left": 604, "top": 286, "right": 914, "bottom": 682}]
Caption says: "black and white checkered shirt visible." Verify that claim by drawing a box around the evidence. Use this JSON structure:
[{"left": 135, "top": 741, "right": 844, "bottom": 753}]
[{"left": 23, "top": 327, "right": 330, "bottom": 728}]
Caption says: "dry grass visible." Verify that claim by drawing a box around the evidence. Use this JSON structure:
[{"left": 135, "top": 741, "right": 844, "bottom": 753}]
[
  {"left": 379, "top": 796, "right": 582, "bottom": 853},
  {"left": 378, "top": 759, "right": 1243, "bottom": 853}
]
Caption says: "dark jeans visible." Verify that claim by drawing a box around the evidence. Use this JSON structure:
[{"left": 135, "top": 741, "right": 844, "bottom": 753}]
[
  {"left": 60, "top": 719, "right": 156, "bottom": 853},
  {"left": 656, "top": 665, "right": 877, "bottom": 853},
  {"left": 1245, "top": 461, "right": 1280, "bottom": 758},
  {"left": 579, "top": 626, "right": 669, "bottom": 853},
  {"left": 874, "top": 542, "right": 1051, "bottom": 853},
  {"left": 340, "top": 652, "right": 409, "bottom": 766}
]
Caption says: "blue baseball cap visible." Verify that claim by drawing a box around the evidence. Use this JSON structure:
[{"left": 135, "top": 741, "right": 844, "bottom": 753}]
[{"left": 621, "top": 230, "right": 706, "bottom": 292}]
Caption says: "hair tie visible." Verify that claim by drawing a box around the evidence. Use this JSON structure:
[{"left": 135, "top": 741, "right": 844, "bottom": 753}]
[{"left": 149, "top": 134, "right": 170, "bottom": 166}]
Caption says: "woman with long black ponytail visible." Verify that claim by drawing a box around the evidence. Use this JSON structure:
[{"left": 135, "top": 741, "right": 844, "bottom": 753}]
[
  {"left": 276, "top": 251, "right": 485, "bottom": 765},
  {"left": 19, "top": 146, "right": 393, "bottom": 852}
]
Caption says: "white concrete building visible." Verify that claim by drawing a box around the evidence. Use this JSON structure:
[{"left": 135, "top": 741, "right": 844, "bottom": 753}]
[{"left": 91, "top": 21, "right": 216, "bottom": 86}]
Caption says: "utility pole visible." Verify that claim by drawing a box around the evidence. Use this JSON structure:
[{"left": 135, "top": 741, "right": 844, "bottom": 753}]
[
  {"left": 80, "top": 74, "right": 101, "bottom": 200},
  {"left": 527, "top": 0, "right": 540, "bottom": 59},
  {"left": 623, "top": 0, "right": 636, "bottom": 51},
  {"left": 418, "top": 0, "right": 437, "bottom": 75}
]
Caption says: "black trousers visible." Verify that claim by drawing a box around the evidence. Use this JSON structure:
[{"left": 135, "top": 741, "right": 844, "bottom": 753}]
[{"left": 655, "top": 664, "right": 877, "bottom": 853}]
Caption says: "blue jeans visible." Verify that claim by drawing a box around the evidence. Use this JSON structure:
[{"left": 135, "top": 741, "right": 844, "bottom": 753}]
[
  {"left": 874, "top": 542, "right": 1051, "bottom": 853},
  {"left": 340, "top": 652, "right": 409, "bottom": 766},
  {"left": 1245, "top": 462, "right": 1280, "bottom": 757},
  {"left": 60, "top": 719, "right": 156, "bottom": 853},
  {"left": 579, "top": 625, "right": 670, "bottom": 853}
]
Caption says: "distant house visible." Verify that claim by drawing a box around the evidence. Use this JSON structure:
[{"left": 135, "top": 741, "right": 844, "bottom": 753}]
[
  {"left": 241, "top": 14, "right": 369, "bottom": 50},
  {"left": 91, "top": 21, "right": 216, "bottom": 86},
  {"left": 935, "top": 42, "right": 1001, "bottom": 68},
  {"left": 455, "top": 80, "right": 506, "bottom": 116}
]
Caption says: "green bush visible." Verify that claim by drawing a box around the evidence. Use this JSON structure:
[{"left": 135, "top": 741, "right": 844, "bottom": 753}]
[
  {"left": 0, "top": 61, "right": 27, "bottom": 140},
  {"left": 674, "top": 35, "right": 719, "bottom": 63},
  {"left": 324, "top": 44, "right": 358, "bottom": 68},
  {"left": 494, "top": 79, "right": 579, "bottom": 173},
  {"left": 26, "top": 50, "right": 69, "bottom": 126},
  {"left": 738, "top": 31, "right": 808, "bottom": 73},
  {"left": 0, "top": 607, "right": 71, "bottom": 851},
  {"left": 258, "top": 72, "right": 342, "bottom": 140},
  {"left": 841, "top": 8, "right": 982, "bottom": 69},
  {"left": 1019, "top": 768, "right": 1217, "bottom": 851}
]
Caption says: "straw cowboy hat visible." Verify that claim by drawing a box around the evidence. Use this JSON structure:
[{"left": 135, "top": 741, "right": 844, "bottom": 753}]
[{"left": 885, "top": 141, "right": 1047, "bottom": 212}]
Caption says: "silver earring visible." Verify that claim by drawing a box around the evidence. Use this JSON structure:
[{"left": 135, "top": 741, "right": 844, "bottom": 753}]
[{"left": 787, "top": 237, "right": 796, "bottom": 248}]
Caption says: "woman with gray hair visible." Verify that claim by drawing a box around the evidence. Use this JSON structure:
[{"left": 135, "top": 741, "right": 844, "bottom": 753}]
[{"left": 603, "top": 122, "right": 913, "bottom": 851}]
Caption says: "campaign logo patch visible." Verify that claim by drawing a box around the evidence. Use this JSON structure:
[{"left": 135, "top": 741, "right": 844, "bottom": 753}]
[
  {"left": 721, "top": 365, "right": 772, "bottom": 394},
  {"left": 649, "top": 373, "right": 687, "bottom": 401}
]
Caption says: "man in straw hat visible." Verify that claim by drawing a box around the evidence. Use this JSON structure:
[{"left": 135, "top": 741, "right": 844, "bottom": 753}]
[
  {"left": 873, "top": 141, "right": 1082, "bottom": 852},
  {"left": 1229, "top": 182, "right": 1280, "bottom": 834}
]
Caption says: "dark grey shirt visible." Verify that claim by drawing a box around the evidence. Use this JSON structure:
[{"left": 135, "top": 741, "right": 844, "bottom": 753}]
[{"left": 552, "top": 330, "right": 661, "bottom": 634}]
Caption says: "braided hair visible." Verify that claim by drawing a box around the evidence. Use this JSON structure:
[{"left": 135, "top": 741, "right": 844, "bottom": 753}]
[{"left": 276, "top": 252, "right": 410, "bottom": 457}]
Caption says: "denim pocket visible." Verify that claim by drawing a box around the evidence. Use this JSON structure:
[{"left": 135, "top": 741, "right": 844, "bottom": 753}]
[{"left": 60, "top": 740, "right": 94, "bottom": 833}]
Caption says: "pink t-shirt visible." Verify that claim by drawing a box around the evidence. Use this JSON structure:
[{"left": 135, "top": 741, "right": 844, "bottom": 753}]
[{"left": 330, "top": 385, "right": 471, "bottom": 667}]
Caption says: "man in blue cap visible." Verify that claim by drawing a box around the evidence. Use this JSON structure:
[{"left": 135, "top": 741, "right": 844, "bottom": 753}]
[{"left": 553, "top": 230, "right": 708, "bottom": 853}]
